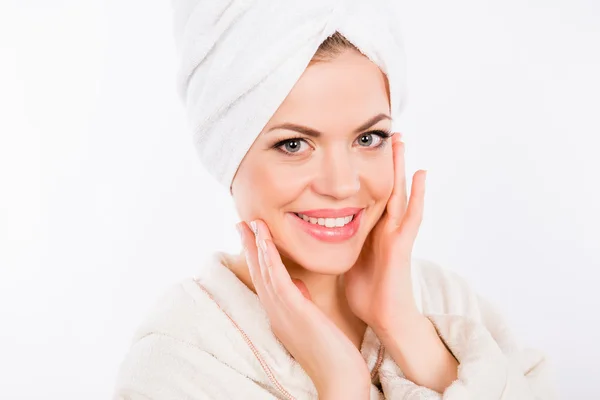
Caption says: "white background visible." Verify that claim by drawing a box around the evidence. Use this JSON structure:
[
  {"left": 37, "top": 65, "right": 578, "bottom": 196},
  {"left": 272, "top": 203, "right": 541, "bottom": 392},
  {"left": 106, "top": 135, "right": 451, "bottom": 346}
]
[{"left": 1, "top": 0, "right": 598, "bottom": 398}]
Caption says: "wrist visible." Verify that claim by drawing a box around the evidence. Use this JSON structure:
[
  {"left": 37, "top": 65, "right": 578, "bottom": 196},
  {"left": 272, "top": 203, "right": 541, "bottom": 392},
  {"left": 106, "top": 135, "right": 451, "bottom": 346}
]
[
  {"left": 373, "top": 311, "right": 428, "bottom": 341},
  {"left": 318, "top": 384, "right": 370, "bottom": 400},
  {"left": 373, "top": 315, "right": 459, "bottom": 392},
  {"left": 316, "top": 374, "right": 370, "bottom": 400}
]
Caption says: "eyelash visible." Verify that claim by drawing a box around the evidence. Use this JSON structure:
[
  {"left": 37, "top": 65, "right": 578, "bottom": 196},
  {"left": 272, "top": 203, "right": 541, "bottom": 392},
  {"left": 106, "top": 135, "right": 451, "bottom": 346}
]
[{"left": 273, "top": 129, "right": 393, "bottom": 156}]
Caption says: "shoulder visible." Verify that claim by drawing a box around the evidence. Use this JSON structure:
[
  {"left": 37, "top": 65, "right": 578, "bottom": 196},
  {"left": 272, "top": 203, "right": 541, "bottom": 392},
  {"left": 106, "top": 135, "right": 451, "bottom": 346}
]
[
  {"left": 412, "top": 258, "right": 485, "bottom": 321},
  {"left": 113, "top": 276, "right": 221, "bottom": 398},
  {"left": 113, "top": 255, "right": 281, "bottom": 399},
  {"left": 411, "top": 258, "right": 524, "bottom": 356},
  {"left": 128, "top": 277, "right": 219, "bottom": 348},
  {"left": 128, "top": 253, "right": 242, "bottom": 348}
]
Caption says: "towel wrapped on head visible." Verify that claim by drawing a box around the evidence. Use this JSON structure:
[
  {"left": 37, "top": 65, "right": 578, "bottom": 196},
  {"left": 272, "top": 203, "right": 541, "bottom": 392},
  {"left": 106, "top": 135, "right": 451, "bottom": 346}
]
[{"left": 171, "top": 0, "right": 408, "bottom": 189}]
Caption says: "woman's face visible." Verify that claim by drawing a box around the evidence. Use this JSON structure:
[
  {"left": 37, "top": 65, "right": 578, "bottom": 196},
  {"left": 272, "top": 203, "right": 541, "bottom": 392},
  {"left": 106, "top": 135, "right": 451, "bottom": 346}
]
[{"left": 232, "top": 49, "right": 395, "bottom": 274}]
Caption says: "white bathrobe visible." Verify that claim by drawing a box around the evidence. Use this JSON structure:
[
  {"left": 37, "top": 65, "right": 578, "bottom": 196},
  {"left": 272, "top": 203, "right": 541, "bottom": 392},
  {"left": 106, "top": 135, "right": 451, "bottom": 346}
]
[{"left": 113, "top": 253, "right": 557, "bottom": 399}]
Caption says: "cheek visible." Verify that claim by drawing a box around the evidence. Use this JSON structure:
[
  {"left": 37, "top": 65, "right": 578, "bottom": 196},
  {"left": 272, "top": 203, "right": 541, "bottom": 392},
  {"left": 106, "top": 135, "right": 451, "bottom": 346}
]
[
  {"left": 360, "top": 149, "right": 395, "bottom": 202},
  {"left": 232, "top": 153, "right": 309, "bottom": 221}
]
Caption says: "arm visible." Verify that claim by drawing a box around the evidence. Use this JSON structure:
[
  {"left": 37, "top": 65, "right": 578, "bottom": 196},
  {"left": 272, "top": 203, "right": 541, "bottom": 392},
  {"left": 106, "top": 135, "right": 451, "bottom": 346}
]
[
  {"left": 376, "top": 315, "right": 458, "bottom": 393},
  {"left": 378, "top": 298, "right": 558, "bottom": 399}
]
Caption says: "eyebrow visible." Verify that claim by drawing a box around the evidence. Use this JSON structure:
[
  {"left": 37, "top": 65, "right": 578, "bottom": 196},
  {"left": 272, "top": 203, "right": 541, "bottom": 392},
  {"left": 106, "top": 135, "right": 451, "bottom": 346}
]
[{"left": 266, "top": 113, "right": 392, "bottom": 137}]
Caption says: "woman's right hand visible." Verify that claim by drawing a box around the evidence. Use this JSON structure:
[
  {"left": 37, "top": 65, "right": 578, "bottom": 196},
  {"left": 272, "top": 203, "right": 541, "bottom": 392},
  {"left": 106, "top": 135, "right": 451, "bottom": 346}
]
[{"left": 237, "top": 220, "right": 371, "bottom": 399}]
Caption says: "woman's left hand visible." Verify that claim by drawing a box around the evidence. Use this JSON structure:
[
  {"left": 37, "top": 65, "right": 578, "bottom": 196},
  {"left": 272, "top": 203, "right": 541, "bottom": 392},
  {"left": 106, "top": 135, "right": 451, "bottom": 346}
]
[{"left": 344, "top": 133, "right": 427, "bottom": 335}]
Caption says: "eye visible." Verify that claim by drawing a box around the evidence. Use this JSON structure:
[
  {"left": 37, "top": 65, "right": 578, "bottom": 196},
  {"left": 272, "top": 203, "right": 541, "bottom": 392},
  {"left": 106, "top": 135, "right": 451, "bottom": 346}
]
[
  {"left": 355, "top": 130, "right": 391, "bottom": 148},
  {"left": 276, "top": 138, "right": 310, "bottom": 154}
]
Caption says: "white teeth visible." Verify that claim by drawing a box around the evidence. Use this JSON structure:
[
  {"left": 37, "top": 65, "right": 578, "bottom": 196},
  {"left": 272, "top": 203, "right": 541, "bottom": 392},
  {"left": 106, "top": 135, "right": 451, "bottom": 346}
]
[{"left": 296, "top": 213, "right": 355, "bottom": 228}]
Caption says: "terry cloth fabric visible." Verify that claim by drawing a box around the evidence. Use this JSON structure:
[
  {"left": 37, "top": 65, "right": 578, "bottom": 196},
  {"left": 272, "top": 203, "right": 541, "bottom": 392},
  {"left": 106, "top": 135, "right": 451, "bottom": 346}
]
[
  {"left": 113, "top": 253, "right": 558, "bottom": 399},
  {"left": 171, "top": 0, "right": 408, "bottom": 188}
]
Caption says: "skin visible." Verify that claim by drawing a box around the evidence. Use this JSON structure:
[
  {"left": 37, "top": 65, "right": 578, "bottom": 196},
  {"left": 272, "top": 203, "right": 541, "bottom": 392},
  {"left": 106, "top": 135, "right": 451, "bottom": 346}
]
[
  {"left": 228, "top": 49, "right": 458, "bottom": 395},
  {"left": 237, "top": 220, "right": 371, "bottom": 398},
  {"left": 230, "top": 49, "right": 393, "bottom": 348}
]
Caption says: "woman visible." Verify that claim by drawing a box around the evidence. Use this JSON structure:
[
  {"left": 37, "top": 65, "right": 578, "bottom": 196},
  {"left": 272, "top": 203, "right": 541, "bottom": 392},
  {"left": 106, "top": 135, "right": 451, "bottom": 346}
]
[{"left": 114, "top": 1, "right": 556, "bottom": 399}]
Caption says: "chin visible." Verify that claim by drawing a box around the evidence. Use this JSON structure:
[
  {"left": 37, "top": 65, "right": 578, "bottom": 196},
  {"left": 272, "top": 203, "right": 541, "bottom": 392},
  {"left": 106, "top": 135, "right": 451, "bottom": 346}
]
[{"left": 281, "top": 244, "right": 362, "bottom": 275}]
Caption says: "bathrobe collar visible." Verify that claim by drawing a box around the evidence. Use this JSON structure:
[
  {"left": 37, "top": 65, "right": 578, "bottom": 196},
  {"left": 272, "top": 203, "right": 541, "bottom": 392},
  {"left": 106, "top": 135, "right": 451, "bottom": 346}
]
[{"left": 193, "top": 252, "right": 386, "bottom": 399}]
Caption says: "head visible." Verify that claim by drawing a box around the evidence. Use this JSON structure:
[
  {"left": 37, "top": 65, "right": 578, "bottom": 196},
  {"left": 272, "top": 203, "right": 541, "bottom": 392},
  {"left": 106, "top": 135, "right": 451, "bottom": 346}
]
[{"left": 231, "top": 32, "right": 395, "bottom": 274}]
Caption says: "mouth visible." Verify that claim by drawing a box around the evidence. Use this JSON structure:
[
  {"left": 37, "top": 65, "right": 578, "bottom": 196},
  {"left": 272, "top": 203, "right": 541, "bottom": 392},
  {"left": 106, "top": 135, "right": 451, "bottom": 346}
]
[
  {"left": 288, "top": 208, "right": 364, "bottom": 243},
  {"left": 293, "top": 212, "right": 355, "bottom": 228}
]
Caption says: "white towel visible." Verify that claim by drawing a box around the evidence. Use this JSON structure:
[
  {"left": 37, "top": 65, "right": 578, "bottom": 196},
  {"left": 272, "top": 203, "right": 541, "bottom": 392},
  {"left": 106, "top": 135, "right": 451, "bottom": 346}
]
[{"left": 171, "top": 0, "right": 408, "bottom": 189}]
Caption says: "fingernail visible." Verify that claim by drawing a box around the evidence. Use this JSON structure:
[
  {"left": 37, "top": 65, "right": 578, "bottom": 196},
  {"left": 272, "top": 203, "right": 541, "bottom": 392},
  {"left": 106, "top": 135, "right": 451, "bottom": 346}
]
[{"left": 250, "top": 221, "right": 258, "bottom": 236}]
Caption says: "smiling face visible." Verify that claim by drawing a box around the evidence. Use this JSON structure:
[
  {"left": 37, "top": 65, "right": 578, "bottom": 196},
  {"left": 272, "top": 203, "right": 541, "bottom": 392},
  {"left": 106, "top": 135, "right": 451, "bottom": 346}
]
[{"left": 231, "top": 49, "right": 395, "bottom": 275}]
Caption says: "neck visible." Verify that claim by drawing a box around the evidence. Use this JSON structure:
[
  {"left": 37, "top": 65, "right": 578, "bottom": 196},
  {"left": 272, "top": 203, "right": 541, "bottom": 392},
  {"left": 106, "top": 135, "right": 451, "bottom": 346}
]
[{"left": 280, "top": 253, "right": 340, "bottom": 309}]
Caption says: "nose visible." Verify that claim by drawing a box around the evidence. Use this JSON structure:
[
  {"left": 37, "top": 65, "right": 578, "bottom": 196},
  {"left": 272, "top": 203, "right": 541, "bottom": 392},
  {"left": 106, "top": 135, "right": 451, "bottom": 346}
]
[{"left": 312, "top": 149, "right": 360, "bottom": 200}]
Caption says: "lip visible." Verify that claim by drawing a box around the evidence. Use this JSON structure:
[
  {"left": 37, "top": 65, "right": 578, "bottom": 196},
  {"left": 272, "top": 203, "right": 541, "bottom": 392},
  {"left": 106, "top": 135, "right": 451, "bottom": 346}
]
[
  {"left": 288, "top": 208, "right": 364, "bottom": 243},
  {"left": 295, "top": 207, "right": 362, "bottom": 218}
]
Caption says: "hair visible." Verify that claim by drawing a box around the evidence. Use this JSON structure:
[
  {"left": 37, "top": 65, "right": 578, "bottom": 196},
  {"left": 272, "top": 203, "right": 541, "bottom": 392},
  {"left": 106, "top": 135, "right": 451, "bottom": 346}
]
[
  {"left": 310, "top": 31, "right": 360, "bottom": 64},
  {"left": 310, "top": 31, "right": 391, "bottom": 105}
]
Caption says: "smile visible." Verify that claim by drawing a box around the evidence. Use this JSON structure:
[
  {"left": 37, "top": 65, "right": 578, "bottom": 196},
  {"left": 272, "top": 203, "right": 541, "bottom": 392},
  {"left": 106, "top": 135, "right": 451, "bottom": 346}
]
[
  {"left": 288, "top": 208, "right": 364, "bottom": 243},
  {"left": 294, "top": 213, "right": 355, "bottom": 228}
]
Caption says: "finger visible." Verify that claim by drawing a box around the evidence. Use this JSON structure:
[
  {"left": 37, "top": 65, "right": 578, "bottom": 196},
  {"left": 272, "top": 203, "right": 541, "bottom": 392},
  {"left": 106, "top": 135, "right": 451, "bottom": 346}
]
[
  {"left": 255, "top": 233, "right": 273, "bottom": 293},
  {"left": 260, "top": 237, "right": 305, "bottom": 306},
  {"left": 252, "top": 220, "right": 305, "bottom": 305},
  {"left": 251, "top": 219, "right": 273, "bottom": 241},
  {"left": 249, "top": 220, "right": 276, "bottom": 298},
  {"left": 386, "top": 133, "right": 408, "bottom": 226},
  {"left": 399, "top": 170, "right": 427, "bottom": 247},
  {"left": 237, "top": 221, "right": 269, "bottom": 300}
]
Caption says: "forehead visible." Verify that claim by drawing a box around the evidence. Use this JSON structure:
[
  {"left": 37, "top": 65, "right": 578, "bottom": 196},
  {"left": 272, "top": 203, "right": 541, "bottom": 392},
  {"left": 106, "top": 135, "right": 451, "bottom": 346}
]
[{"left": 266, "top": 50, "right": 391, "bottom": 131}]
